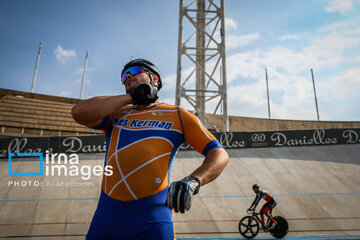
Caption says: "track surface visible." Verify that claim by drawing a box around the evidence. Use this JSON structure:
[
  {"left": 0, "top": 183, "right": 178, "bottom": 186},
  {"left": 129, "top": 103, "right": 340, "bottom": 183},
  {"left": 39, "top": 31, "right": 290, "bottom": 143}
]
[{"left": 0, "top": 144, "right": 359, "bottom": 239}]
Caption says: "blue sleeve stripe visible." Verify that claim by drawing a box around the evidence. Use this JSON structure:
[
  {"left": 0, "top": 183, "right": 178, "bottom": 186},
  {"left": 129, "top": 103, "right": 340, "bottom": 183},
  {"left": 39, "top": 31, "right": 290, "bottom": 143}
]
[
  {"left": 177, "top": 106, "right": 185, "bottom": 134},
  {"left": 202, "top": 139, "right": 223, "bottom": 156},
  {"left": 92, "top": 116, "right": 110, "bottom": 130}
]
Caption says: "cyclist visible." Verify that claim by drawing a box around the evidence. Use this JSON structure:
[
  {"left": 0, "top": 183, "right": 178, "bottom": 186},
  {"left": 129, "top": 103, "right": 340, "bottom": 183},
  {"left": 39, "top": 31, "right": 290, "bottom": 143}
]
[
  {"left": 72, "top": 58, "right": 229, "bottom": 240},
  {"left": 247, "top": 184, "right": 277, "bottom": 231}
]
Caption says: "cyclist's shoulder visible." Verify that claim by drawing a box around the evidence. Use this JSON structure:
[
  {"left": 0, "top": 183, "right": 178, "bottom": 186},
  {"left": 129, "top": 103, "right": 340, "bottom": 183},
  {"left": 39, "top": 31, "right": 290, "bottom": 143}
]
[
  {"left": 155, "top": 103, "right": 195, "bottom": 116},
  {"left": 129, "top": 103, "right": 178, "bottom": 113},
  {"left": 261, "top": 189, "right": 273, "bottom": 196},
  {"left": 156, "top": 102, "right": 178, "bottom": 110}
]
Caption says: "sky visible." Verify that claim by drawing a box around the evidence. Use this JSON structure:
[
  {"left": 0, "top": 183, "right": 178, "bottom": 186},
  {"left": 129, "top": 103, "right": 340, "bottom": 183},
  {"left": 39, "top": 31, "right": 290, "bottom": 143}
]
[{"left": 1, "top": 0, "right": 359, "bottom": 121}]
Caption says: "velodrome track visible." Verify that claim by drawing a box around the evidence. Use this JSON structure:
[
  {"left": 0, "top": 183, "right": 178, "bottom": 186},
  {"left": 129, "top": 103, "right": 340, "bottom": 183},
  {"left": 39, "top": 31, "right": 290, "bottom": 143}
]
[{"left": 0, "top": 144, "right": 359, "bottom": 240}]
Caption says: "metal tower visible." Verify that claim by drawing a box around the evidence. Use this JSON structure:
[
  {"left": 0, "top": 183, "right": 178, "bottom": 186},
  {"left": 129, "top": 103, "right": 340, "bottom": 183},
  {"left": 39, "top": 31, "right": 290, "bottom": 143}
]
[{"left": 175, "top": 0, "right": 228, "bottom": 131}]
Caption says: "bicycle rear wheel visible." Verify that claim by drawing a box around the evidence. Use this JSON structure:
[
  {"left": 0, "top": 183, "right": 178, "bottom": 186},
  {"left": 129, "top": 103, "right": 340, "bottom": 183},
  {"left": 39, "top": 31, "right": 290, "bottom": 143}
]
[
  {"left": 269, "top": 216, "right": 288, "bottom": 238},
  {"left": 238, "top": 216, "right": 259, "bottom": 239}
]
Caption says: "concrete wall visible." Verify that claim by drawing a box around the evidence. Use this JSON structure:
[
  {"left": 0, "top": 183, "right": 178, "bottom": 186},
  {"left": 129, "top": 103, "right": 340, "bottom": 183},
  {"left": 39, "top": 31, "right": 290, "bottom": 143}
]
[{"left": 207, "top": 114, "right": 360, "bottom": 131}]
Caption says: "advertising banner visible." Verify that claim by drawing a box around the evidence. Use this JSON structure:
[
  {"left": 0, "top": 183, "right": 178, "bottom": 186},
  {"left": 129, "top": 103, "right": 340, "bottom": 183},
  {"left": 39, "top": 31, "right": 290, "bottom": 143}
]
[{"left": 1, "top": 128, "right": 359, "bottom": 158}]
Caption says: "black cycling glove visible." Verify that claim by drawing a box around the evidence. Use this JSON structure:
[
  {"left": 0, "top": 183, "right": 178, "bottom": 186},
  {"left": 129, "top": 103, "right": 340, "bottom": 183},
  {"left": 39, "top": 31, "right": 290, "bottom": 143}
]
[
  {"left": 166, "top": 176, "right": 200, "bottom": 213},
  {"left": 129, "top": 83, "right": 158, "bottom": 105}
]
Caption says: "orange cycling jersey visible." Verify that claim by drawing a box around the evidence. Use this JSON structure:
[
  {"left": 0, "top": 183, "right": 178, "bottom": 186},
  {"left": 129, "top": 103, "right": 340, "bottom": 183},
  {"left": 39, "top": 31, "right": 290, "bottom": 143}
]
[{"left": 94, "top": 103, "right": 221, "bottom": 202}]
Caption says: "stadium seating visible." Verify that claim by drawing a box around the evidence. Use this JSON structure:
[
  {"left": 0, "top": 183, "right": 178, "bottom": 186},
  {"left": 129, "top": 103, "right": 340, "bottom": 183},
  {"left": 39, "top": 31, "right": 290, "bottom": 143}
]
[
  {"left": 1, "top": 88, "right": 359, "bottom": 137},
  {"left": 0, "top": 88, "right": 101, "bottom": 136}
]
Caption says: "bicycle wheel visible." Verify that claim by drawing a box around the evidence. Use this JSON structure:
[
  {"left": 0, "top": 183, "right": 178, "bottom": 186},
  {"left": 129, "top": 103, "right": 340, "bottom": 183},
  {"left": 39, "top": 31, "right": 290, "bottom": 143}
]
[
  {"left": 238, "top": 216, "right": 259, "bottom": 239},
  {"left": 269, "top": 216, "right": 289, "bottom": 238}
]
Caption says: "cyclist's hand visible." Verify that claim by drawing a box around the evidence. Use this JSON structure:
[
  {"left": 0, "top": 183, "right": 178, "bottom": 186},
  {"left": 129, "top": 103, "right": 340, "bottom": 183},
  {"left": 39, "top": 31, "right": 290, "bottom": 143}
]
[
  {"left": 166, "top": 176, "right": 200, "bottom": 213},
  {"left": 129, "top": 83, "right": 158, "bottom": 105},
  {"left": 247, "top": 208, "right": 255, "bottom": 213}
]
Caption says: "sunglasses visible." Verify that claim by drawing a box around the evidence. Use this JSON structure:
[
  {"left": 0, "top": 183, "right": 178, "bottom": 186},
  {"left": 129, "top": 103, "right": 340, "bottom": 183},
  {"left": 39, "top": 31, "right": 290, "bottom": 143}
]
[{"left": 121, "top": 66, "right": 147, "bottom": 84}]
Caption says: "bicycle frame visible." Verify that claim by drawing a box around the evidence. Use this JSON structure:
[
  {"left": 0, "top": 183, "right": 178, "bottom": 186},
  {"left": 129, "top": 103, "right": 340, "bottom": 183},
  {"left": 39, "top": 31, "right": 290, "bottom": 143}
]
[{"left": 247, "top": 210, "right": 268, "bottom": 229}]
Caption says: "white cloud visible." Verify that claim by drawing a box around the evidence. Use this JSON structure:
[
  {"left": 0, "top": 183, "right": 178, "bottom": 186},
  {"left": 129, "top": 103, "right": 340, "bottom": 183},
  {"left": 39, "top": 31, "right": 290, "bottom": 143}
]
[
  {"left": 227, "top": 32, "right": 358, "bottom": 76},
  {"left": 223, "top": 22, "right": 360, "bottom": 120},
  {"left": 225, "top": 17, "right": 237, "bottom": 31},
  {"left": 319, "top": 68, "right": 360, "bottom": 100},
  {"left": 304, "top": 34, "right": 359, "bottom": 65},
  {"left": 319, "top": 21, "right": 351, "bottom": 32},
  {"left": 54, "top": 45, "right": 76, "bottom": 64},
  {"left": 279, "top": 34, "right": 302, "bottom": 41},
  {"left": 349, "top": 27, "right": 360, "bottom": 35},
  {"left": 325, "top": 0, "right": 354, "bottom": 14},
  {"left": 226, "top": 51, "right": 264, "bottom": 83},
  {"left": 226, "top": 32, "right": 260, "bottom": 49},
  {"left": 350, "top": 56, "right": 360, "bottom": 63},
  {"left": 162, "top": 72, "right": 177, "bottom": 91},
  {"left": 226, "top": 59, "right": 317, "bottom": 120}
]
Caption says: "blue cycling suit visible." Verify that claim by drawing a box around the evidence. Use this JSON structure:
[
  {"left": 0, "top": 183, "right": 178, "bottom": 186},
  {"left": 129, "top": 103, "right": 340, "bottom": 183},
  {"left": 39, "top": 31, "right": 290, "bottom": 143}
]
[
  {"left": 86, "top": 188, "right": 174, "bottom": 240},
  {"left": 86, "top": 103, "right": 223, "bottom": 239}
]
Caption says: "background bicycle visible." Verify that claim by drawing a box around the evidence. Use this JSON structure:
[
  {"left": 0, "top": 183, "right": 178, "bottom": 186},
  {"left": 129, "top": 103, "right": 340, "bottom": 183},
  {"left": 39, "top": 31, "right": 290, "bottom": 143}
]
[{"left": 239, "top": 210, "right": 288, "bottom": 239}]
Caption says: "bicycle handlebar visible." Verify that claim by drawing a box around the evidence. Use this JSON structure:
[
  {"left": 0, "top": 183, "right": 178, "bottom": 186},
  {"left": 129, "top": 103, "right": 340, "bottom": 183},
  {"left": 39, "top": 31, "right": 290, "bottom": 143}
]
[{"left": 246, "top": 209, "right": 255, "bottom": 214}]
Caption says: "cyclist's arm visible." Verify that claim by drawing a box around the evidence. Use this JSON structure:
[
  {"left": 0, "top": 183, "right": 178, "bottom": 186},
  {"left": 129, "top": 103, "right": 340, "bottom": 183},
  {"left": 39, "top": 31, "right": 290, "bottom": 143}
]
[
  {"left": 71, "top": 94, "right": 132, "bottom": 128},
  {"left": 178, "top": 107, "right": 229, "bottom": 186},
  {"left": 250, "top": 194, "right": 261, "bottom": 209},
  {"left": 190, "top": 148, "right": 229, "bottom": 186}
]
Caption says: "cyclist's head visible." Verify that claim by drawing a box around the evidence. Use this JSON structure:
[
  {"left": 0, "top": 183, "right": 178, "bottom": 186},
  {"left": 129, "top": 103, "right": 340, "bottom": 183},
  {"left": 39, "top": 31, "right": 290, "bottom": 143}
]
[
  {"left": 252, "top": 184, "right": 260, "bottom": 192},
  {"left": 121, "top": 58, "right": 162, "bottom": 91}
]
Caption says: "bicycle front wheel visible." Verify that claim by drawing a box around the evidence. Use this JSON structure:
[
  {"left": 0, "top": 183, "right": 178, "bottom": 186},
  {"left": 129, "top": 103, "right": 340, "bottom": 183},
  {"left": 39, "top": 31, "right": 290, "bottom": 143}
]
[{"left": 238, "top": 216, "right": 259, "bottom": 239}]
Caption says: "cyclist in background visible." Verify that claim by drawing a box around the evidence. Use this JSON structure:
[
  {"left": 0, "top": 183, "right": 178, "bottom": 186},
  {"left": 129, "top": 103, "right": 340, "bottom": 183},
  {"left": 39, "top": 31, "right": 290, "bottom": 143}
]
[{"left": 247, "top": 184, "right": 277, "bottom": 231}]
